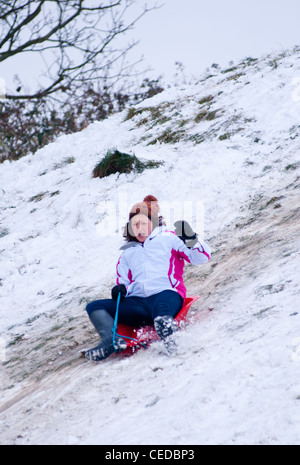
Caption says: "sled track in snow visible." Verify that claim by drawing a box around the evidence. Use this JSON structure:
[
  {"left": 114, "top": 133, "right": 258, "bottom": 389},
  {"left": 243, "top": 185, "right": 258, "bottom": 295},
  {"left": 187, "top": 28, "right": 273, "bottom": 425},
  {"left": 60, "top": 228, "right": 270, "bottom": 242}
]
[{"left": 1, "top": 181, "right": 299, "bottom": 423}]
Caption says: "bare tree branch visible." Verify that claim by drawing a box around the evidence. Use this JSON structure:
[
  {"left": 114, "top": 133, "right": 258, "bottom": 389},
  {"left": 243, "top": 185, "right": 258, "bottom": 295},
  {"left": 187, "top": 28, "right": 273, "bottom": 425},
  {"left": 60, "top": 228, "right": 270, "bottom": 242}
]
[
  {"left": 0, "top": 1, "right": 44, "bottom": 50},
  {"left": 0, "top": 0, "right": 161, "bottom": 100}
]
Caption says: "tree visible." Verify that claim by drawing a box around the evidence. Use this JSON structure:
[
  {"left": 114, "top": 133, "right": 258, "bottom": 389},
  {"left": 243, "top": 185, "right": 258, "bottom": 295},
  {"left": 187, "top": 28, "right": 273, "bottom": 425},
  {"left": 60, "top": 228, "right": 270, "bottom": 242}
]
[{"left": 0, "top": 0, "right": 157, "bottom": 100}]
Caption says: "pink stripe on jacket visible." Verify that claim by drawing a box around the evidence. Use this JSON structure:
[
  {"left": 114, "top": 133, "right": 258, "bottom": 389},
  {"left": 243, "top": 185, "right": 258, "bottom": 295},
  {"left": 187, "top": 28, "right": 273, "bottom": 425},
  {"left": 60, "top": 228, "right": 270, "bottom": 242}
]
[{"left": 116, "top": 226, "right": 211, "bottom": 299}]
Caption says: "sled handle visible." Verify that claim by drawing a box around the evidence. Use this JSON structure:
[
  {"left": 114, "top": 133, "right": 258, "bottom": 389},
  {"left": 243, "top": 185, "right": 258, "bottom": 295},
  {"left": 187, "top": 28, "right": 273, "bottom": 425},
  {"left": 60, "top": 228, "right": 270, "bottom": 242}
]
[
  {"left": 112, "top": 292, "right": 121, "bottom": 349},
  {"left": 112, "top": 292, "right": 145, "bottom": 350}
]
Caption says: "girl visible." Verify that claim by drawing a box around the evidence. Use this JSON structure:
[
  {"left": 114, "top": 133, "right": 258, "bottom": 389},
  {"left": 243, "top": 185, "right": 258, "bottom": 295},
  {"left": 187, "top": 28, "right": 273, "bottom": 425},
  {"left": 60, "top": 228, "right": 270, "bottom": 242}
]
[{"left": 85, "top": 195, "right": 211, "bottom": 361}]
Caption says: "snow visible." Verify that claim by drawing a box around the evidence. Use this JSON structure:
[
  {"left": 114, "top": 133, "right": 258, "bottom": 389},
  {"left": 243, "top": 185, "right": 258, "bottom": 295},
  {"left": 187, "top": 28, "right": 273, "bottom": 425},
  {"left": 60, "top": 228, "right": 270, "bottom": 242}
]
[{"left": 1, "top": 48, "right": 300, "bottom": 445}]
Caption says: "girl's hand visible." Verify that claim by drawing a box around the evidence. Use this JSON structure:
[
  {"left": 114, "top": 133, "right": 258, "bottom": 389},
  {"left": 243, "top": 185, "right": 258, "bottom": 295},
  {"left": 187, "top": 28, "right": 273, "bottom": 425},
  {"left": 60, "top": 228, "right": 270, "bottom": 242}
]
[
  {"left": 111, "top": 284, "right": 127, "bottom": 301},
  {"left": 174, "top": 220, "right": 198, "bottom": 248}
]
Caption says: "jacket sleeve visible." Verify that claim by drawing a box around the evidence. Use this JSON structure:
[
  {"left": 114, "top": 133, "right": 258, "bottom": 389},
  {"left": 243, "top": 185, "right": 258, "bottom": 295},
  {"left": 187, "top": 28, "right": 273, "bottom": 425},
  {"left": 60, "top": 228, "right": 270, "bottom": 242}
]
[
  {"left": 116, "top": 253, "right": 132, "bottom": 287},
  {"left": 174, "top": 234, "right": 212, "bottom": 265}
]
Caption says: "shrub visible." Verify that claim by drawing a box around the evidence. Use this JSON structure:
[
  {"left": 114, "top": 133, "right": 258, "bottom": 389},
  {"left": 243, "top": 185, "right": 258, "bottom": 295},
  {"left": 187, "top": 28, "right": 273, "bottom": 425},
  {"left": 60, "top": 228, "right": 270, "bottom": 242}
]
[{"left": 92, "top": 150, "right": 163, "bottom": 178}]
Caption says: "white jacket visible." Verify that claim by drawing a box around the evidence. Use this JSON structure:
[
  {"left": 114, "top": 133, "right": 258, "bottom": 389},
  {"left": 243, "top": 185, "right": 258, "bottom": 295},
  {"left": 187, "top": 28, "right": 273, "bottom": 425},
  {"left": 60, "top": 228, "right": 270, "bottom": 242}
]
[{"left": 116, "top": 226, "right": 211, "bottom": 299}]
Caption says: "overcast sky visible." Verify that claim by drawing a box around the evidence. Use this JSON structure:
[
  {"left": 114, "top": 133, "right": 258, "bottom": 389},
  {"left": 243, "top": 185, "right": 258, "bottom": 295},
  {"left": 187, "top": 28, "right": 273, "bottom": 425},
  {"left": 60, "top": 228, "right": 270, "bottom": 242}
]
[
  {"left": 1, "top": 0, "right": 300, "bottom": 91},
  {"left": 134, "top": 0, "right": 300, "bottom": 82}
]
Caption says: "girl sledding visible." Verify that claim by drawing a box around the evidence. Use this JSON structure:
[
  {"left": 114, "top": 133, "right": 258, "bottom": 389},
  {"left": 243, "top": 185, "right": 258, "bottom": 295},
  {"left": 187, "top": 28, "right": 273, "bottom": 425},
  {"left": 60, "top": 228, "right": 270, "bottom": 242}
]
[{"left": 85, "top": 195, "right": 211, "bottom": 361}]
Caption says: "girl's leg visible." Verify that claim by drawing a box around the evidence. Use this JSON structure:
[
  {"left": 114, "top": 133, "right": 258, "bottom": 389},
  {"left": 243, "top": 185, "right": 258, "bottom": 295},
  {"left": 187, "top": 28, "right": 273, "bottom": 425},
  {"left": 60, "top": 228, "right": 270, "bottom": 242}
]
[
  {"left": 87, "top": 297, "right": 152, "bottom": 327},
  {"left": 149, "top": 290, "right": 183, "bottom": 320},
  {"left": 149, "top": 291, "right": 184, "bottom": 355},
  {"left": 85, "top": 297, "right": 150, "bottom": 362},
  {"left": 85, "top": 308, "right": 127, "bottom": 362},
  {"left": 86, "top": 299, "right": 117, "bottom": 316},
  {"left": 85, "top": 292, "right": 184, "bottom": 360},
  {"left": 86, "top": 291, "right": 183, "bottom": 326}
]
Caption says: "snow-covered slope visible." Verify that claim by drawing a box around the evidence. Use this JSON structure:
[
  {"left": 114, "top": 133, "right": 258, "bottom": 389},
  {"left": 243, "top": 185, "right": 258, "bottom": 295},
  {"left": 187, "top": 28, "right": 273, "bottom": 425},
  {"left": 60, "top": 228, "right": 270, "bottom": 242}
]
[{"left": 0, "top": 48, "right": 300, "bottom": 445}]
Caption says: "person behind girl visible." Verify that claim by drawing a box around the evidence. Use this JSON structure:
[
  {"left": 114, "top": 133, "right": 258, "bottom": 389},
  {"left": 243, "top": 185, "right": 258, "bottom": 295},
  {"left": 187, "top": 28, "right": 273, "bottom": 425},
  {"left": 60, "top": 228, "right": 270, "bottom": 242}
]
[{"left": 85, "top": 195, "right": 211, "bottom": 361}]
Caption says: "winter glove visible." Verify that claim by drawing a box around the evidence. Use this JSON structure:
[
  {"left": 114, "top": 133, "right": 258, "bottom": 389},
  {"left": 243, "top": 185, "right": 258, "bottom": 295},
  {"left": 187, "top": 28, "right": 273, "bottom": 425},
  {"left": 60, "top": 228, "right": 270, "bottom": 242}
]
[
  {"left": 174, "top": 220, "right": 198, "bottom": 248},
  {"left": 111, "top": 284, "right": 127, "bottom": 301}
]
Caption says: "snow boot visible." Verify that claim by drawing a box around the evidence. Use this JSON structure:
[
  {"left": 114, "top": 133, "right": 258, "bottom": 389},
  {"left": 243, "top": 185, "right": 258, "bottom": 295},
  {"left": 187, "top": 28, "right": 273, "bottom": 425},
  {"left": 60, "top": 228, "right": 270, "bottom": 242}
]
[
  {"left": 85, "top": 309, "right": 127, "bottom": 362},
  {"left": 154, "top": 315, "right": 178, "bottom": 356}
]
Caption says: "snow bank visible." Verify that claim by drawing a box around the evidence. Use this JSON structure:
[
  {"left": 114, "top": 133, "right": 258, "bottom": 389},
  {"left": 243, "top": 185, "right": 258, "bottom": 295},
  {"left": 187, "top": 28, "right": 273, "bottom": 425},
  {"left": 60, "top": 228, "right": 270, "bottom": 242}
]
[{"left": 0, "top": 48, "right": 300, "bottom": 445}]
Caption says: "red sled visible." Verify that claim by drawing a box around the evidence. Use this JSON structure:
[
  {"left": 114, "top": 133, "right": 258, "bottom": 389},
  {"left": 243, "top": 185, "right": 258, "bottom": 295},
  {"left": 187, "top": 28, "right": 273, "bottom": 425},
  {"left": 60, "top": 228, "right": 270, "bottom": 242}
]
[{"left": 117, "top": 295, "right": 199, "bottom": 355}]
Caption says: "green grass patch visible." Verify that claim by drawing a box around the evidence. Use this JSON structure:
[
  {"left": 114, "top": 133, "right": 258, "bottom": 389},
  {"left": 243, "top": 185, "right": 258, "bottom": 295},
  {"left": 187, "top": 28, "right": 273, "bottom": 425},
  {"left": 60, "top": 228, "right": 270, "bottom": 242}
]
[{"left": 92, "top": 149, "right": 163, "bottom": 178}]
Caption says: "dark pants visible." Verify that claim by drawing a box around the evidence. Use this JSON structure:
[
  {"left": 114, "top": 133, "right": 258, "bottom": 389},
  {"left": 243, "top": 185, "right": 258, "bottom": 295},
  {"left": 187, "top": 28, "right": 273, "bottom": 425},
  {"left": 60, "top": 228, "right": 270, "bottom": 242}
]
[{"left": 86, "top": 290, "right": 183, "bottom": 327}]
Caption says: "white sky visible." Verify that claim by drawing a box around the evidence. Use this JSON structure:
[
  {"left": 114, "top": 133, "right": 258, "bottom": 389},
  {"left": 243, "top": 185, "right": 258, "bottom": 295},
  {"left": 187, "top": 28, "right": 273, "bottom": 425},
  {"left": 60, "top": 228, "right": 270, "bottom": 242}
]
[
  {"left": 133, "top": 0, "right": 300, "bottom": 82},
  {"left": 1, "top": 0, "right": 300, "bottom": 91}
]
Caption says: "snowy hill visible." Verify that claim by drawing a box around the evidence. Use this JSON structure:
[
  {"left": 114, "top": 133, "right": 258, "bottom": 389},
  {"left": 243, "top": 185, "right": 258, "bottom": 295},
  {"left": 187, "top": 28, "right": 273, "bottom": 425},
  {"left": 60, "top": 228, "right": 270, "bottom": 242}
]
[{"left": 0, "top": 47, "right": 300, "bottom": 445}]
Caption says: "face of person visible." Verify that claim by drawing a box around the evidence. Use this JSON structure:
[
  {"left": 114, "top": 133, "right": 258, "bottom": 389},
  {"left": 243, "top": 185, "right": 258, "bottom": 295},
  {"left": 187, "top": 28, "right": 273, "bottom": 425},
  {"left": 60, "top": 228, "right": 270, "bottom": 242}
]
[{"left": 130, "top": 214, "right": 153, "bottom": 243}]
